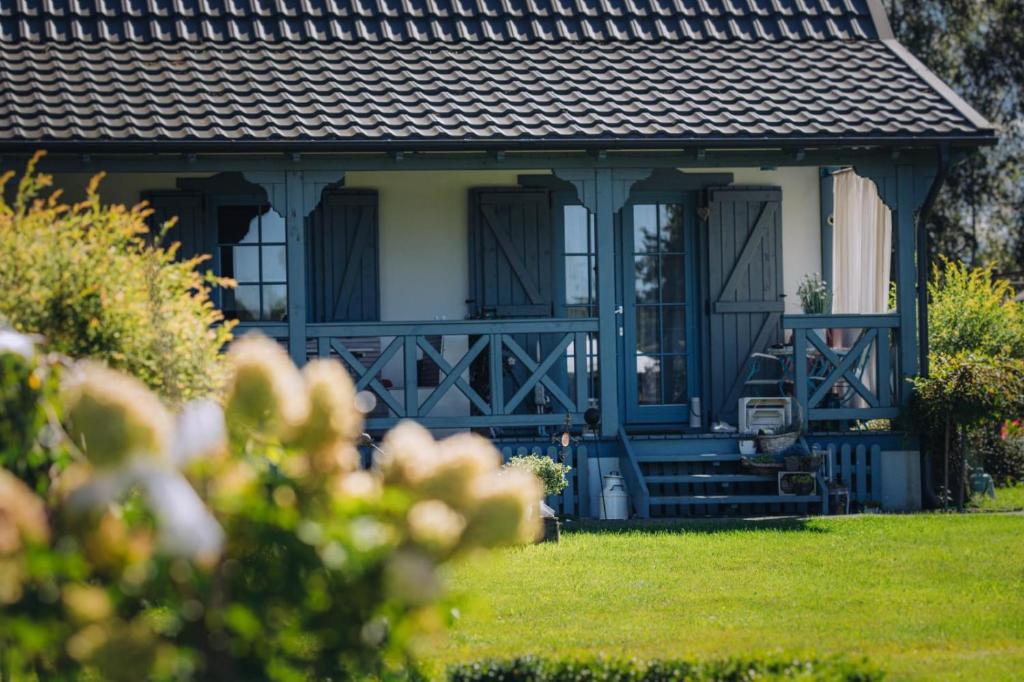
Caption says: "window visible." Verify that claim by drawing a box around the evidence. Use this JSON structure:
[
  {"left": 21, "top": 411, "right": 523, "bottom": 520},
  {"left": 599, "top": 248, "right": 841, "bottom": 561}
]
[
  {"left": 631, "top": 203, "right": 688, "bottom": 405},
  {"left": 217, "top": 205, "right": 287, "bottom": 321},
  {"left": 563, "top": 204, "right": 597, "bottom": 317},
  {"left": 562, "top": 204, "right": 599, "bottom": 403}
]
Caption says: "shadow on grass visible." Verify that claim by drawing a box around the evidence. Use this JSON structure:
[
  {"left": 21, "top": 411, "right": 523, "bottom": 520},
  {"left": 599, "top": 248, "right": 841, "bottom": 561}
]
[{"left": 561, "top": 516, "right": 830, "bottom": 536}]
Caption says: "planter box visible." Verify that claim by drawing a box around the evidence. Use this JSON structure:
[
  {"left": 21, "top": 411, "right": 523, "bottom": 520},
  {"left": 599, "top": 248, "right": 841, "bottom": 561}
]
[{"left": 778, "top": 472, "right": 817, "bottom": 496}]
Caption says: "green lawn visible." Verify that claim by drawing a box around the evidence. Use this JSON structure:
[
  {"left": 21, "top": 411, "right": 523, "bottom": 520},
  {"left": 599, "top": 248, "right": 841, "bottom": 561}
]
[
  {"left": 428, "top": 514, "right": 1024, "bottom": 681},
  {"left": 971, "top": 485, "right": 1024, "bottom": 512}
]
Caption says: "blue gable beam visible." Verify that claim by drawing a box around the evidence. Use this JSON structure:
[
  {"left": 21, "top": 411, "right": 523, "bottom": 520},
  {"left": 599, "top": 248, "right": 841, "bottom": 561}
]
[
  {"left": 11, "top": 148, "right": 946, "bottom": 176},
  {"left": 244, "top": 170, "right": 345, "bottom": 364}
]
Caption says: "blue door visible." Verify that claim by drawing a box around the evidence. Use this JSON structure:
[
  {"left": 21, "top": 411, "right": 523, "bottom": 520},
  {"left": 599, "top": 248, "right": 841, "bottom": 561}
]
[{"left": 621, "top": 193, "right": 700, "bottom": 426}]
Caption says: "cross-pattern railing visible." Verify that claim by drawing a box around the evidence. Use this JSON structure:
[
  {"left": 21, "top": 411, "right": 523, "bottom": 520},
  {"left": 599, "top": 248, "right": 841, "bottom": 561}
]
[
  {"left": 784, "top": 313, "right": 901, "bottom": 424},
  {"left": 307, "top": 318, "right": 599, "bottom": 430}
]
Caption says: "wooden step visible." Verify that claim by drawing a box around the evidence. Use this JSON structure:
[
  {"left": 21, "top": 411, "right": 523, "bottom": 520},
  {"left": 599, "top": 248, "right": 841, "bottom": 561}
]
[
  {"left": 649, "top": 494, "right": 821, "bottom": 505},
  {"left": 645, "top": 474, "right": 773, "bottom": 484},
  {"left": 635, "top": 452, "right": 743, "bottom": 463}
]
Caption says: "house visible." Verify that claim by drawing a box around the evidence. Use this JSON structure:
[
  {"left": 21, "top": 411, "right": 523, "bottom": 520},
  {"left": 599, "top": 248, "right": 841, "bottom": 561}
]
[{"left": 0, "top": 0, "right": 995, "bottom": 517}]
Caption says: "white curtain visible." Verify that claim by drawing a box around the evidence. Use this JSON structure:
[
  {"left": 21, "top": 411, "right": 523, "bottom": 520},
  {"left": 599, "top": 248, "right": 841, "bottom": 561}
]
[
  {"left": 831, "top": 169, "right": 892, "bottom": 404},
  {"left": 832, "top": 169, "right": 892, "bottom": 317}
]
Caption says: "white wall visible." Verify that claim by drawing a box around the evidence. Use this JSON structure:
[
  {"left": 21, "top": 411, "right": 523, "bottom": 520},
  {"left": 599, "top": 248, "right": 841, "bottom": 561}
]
[
  {"left": 346, "top": 170, "right": 549, "bottom": 322},
  {"left": 50, "top": 172, "right": 213, "bottom": 207},
  {"left": 51, "top": 167, "right": 821, "bottom": 318}
]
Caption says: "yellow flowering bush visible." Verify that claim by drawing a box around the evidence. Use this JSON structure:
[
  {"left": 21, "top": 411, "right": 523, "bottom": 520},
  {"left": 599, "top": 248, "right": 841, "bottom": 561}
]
[
  {"left": 0, "top": 153, "right": 233, "bottom": 404},
  {"left": 0, "top": 332, "right": 543, "bottom": 681}
]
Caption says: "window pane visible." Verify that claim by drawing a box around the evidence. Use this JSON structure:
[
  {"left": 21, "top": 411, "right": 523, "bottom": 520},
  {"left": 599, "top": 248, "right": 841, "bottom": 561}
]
[
  {"left": 262, "top": 245, "right": 287, "bottom": 283},
  {"left": 565, "top": 255, "right": 592, "bottom": 305},
  {"left": 636, "top": 355, "right": 661, "bottom": 405},
  {"left": 261, "top": 209, "right": 286, "bottom": 243},
  {"left": 633, "top": 204, "right": 658, "bottom": 253},
  {"left": 230, "top": 246, "right": 260, "bottom": 283},
  {"left": 218, "top": 205, "right": 261, "bottom": 244},
  {"left": 262, "top": 284, "right": 288, "bottom": 321},
  {"left": 636, "top": 305, "right": 660, "bottom": 354},
  {"left": 563, "top": 205, "right": 590, "bottom": 253},
  {"left": 662, "top": 305, "right": 687, "bottom": 353},
  {"left": 634, "top": 255, "right": 659, "bottom": 303},
  {"left": 660, "top": 204, "right": 685, "bottom": 252},
  {"left": 227, "top": 285, "right": 260, "bottom": 321},
  {"left": 663, "top": 355, "right": 688, "bottom": 405},
  {"left": 661, "top": 254, "right": 686, "bottom": 302}
]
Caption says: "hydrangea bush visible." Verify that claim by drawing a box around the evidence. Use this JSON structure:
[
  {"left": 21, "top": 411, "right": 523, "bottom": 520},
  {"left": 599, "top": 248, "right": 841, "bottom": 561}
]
[{"left": 0, "top": 332, "right": 543, "bottom": 681}]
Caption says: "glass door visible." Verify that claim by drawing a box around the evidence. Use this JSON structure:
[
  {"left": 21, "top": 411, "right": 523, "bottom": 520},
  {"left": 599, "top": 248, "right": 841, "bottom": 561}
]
[{"left": 621, "top": 195, "right": 698, "bottom": 425}]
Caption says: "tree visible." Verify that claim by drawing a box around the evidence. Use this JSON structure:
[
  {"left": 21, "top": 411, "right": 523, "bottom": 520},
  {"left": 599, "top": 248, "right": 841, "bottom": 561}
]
[{"left": 885, "top": 0, "right": 1024, "bottom": 270}]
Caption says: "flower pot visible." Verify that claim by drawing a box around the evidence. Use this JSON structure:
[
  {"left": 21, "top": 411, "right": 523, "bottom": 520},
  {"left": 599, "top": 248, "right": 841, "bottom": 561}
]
[
  {"left": 541, "top": 516, "right": 561, "bottom": 543},
  {"left": 828, "top": 487, "right": 849, "bottom": 515}
]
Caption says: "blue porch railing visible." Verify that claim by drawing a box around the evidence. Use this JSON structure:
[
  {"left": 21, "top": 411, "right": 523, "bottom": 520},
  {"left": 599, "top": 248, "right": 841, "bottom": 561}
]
[
  {"left": 306, "top": 318, "right": 599, "bottom": 430},
  {"left": 784, "top": 313, "right": 901, "bottom": 425}
]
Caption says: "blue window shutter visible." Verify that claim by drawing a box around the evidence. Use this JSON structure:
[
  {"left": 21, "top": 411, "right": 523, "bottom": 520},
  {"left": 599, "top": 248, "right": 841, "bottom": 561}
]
[{"left": 306, "top": 189, "right": 380, "bottom": 323}]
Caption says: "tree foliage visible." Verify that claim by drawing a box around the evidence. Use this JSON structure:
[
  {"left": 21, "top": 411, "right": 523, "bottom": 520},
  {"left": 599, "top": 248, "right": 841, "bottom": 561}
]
[
  {"left": 885, "top": 0, "right": 1024, "bottom": 269},
  {"left": 0, "top": 152, "right": 233, "bottom": 404}
]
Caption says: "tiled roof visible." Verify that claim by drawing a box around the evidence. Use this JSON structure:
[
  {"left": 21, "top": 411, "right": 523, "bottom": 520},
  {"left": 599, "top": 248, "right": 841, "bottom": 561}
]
[
  {"left": 0, "top": 0, "right": 882, "bottom": 43},
  {"left": 0, "top": 40, "right": 989, "bottom": 145},
  {"left": 0, "top": 0, "right": 994, "bottom": 147}
]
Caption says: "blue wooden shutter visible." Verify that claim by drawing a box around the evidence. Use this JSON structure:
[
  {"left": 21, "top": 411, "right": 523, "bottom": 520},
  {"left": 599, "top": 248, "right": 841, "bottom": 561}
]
[
  {"left": 706, "top": 187, "right": 784, "bottom": 424},
  {"left": 142, "top": 190, "right": 206, "bottom": 262},
  {"left": 469, "top": 188, "right": 553, "bottom": 318},
  {"left": 306, "top": 189, "right": 379, "bottom": 323}
]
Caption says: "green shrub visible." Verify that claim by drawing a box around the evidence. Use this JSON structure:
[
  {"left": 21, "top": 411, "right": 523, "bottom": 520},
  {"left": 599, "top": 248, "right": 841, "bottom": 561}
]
[
  {"left": 968, "top": 428, "right": 1024, "bottom": 486},
  {"left": 0, "top": 153, "right": 233, "bottom": 403},
  {"left": 505, "top": 454, "right": 571, "bottom": 496},
  {"left": 913, "top": 352, "right": 1024, "bottom": 429},
  {"left": 913, "top": 352, "right": 1024, "bottom": 504},
  {"left": 447, "top": 655, "right": 884, "bottom": 681},
  {"left": 928, "top": 258, "right": 1024, "bottom": 358}
]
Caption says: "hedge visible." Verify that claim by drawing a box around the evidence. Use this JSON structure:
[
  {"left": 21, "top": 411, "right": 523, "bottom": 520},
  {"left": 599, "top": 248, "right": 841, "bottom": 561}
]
[{"left": 447, "top": 655, "right": 884, "bottom": 682}]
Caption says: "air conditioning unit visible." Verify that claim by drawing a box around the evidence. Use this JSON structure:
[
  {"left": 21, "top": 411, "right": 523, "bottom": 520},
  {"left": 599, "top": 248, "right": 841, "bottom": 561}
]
[{"left": 738, "top": 397, "right": 792, "bottom": 434}]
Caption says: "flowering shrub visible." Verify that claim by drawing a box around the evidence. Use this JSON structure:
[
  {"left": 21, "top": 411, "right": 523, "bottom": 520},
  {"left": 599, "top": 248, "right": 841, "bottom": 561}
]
[
  {"left": 505, "top": 454, "right": 571, "bottom": 497},
  {"left": 928, "top": 257, "right": 1024, "bottom": 359},
  {"left": 0, "top": 332, "right": 543, "bottom": 680},
  {"left": 0, "top": 153, "right": 233, "bottom": 403}
]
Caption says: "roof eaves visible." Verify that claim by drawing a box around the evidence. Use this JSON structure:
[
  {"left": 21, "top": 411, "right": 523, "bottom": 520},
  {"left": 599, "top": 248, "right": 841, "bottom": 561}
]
[
  {"left": 0, "top": 132, "right": 999, "bottom": 155},
  {"left": 881, "top": 38, "right": 995, "bottom": 135}
]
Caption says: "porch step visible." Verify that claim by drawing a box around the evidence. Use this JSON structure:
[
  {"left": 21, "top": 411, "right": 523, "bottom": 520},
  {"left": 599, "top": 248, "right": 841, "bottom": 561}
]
[
  {"left": 645, "top": 474, "right": 773, "bottom": 484},
  {"left": 635, "top": 452, "right": 743, "bottom": 463},
  {"left": 650, "top": 495, "right": 821, "bottom": 506}
]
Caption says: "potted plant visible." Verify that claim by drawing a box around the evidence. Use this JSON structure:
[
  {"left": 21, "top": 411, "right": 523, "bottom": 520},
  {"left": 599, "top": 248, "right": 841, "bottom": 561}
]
[
  {"left": 505, "top": 454, "right": 572, "bottom": 542},
  {"left": 741, "top": 451, "right": 785, "bottom": 475},
  {"left": 797, "top": 273, "right": 832, "bottom": 344},
  {"left": 778, "top": 472, "right": 816, "bottom": 496}
]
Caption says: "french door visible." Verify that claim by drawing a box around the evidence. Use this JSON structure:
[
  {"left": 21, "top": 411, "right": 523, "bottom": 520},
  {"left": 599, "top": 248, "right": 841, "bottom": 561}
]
[{"left": 621, "top": 193, "right": 699, "bottom": 426}]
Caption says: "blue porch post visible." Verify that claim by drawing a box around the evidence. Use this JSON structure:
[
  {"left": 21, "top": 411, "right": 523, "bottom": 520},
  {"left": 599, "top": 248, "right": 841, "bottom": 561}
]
[
  {"left": 285, "top": 171, "right": 308, "bottom": 365},
  {"left": 594, "top": 169, "right": 620, "bottom": 439},
  {"left": 895, "top": 164, "right": 919, "bottom": 401}
]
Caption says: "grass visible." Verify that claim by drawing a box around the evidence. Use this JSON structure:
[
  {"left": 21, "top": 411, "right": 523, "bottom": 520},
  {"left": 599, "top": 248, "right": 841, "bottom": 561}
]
[
  {"left": 426, "top": 514, "right": 1024, "bottom": 681},
  {"left": 971, "top": 484, "right": 1024, "bottom": 512}
]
